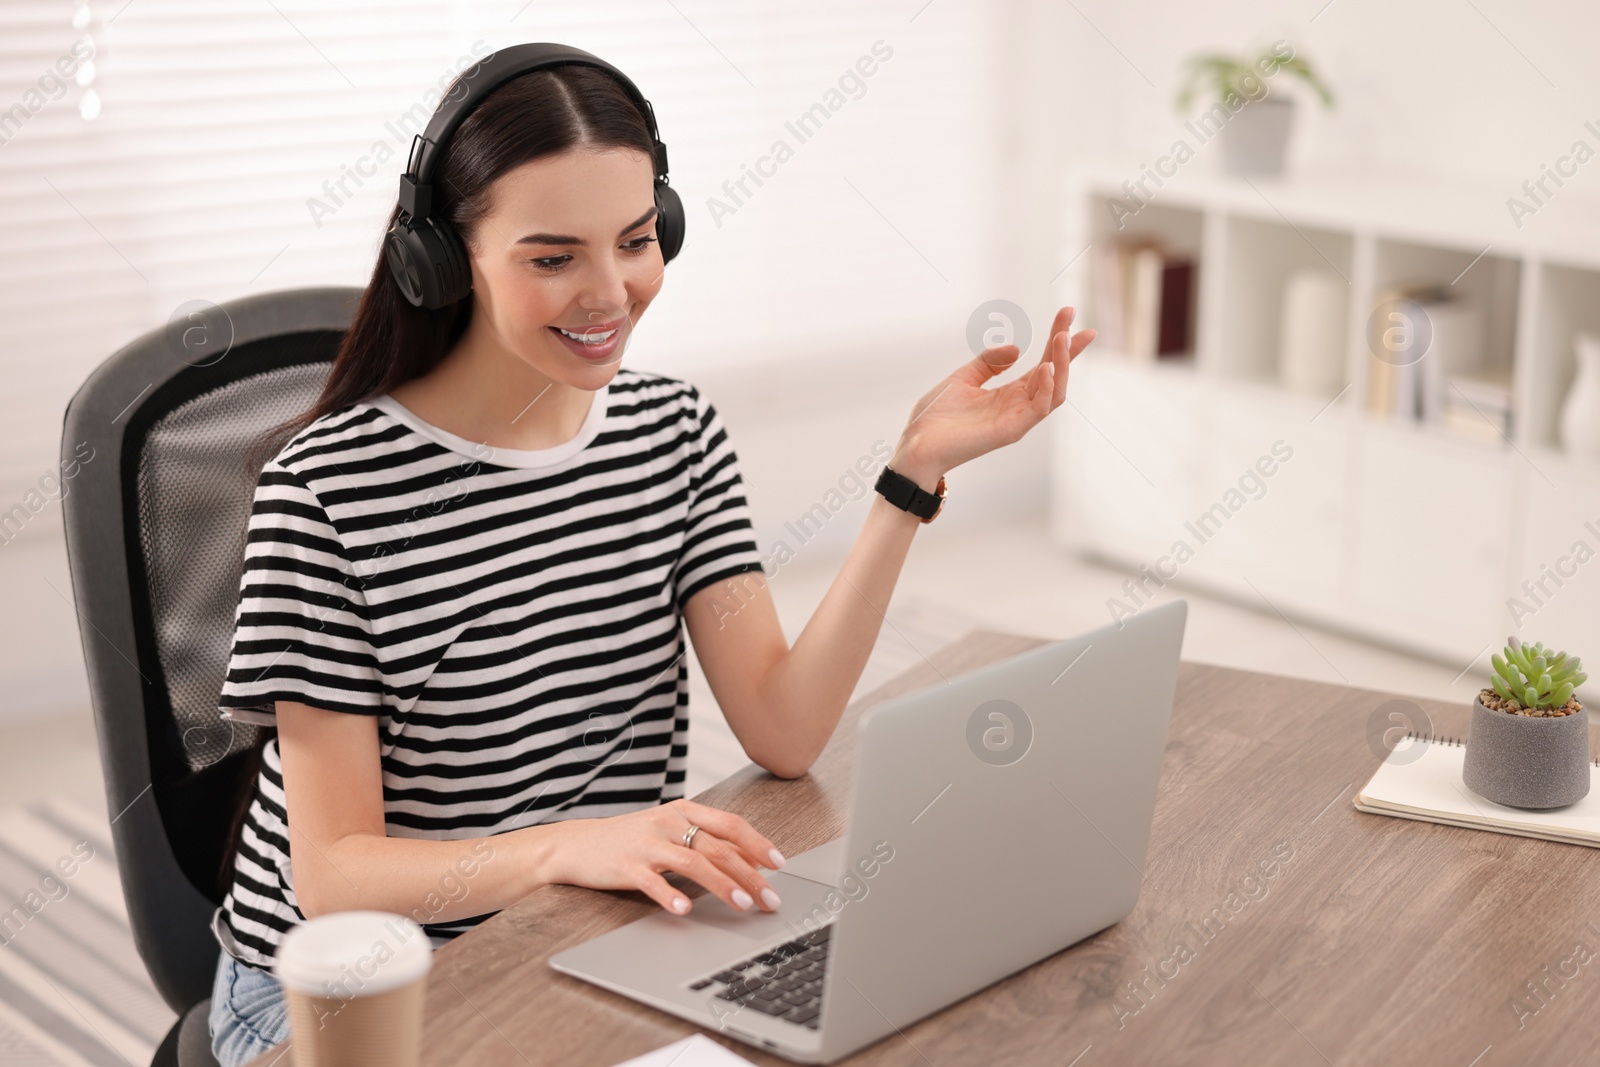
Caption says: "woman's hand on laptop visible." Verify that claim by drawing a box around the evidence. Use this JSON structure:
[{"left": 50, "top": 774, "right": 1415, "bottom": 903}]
[{"left": 539, "top": 799, "right": 787, "bottom": 916}]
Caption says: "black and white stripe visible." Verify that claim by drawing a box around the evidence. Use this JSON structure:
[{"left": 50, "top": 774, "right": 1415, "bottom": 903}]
[{"left": 213, "top": 368, "right": 764, "bottom": 970}]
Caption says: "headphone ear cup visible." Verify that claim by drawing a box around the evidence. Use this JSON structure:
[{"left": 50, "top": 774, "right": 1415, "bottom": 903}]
[
  {"left": 425, "top": 217, "right": 472, "bottom": 307},
  {"left": 384, "top": 221, "right": 431, "bottom": 308},
  {"left": 384, "top": 215, "right": 471, "bottom": 309},
  {"left": 654, "top": 180, "right": 685, "bottom": 266}
]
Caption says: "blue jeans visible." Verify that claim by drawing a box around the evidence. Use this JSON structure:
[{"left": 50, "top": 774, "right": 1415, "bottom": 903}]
[{"left": 208, "top": 952, "right": 290, "bottom": 1067}]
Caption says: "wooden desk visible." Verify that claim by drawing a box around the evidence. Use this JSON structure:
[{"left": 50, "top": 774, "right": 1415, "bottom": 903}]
[{"left": 249, "top": 629, "right": 1600, "bottom": 1066}]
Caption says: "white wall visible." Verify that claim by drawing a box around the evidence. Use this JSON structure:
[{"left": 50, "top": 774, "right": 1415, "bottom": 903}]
[{"left": 1026, "top": 0, "right": 1600, "bottom": 208}]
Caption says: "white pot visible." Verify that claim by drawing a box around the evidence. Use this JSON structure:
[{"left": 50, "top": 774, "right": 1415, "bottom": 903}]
[
  {"left": 1220, "top": 97, "right": 1295, "bottom": 177},
  {"left": 1558, "top": 333, "right": 1600, "bottom": 460}
]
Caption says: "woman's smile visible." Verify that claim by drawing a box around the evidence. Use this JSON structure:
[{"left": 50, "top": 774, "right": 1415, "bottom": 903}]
[{"left": 547, "top": 315, "right": 628, "bottom": 362}]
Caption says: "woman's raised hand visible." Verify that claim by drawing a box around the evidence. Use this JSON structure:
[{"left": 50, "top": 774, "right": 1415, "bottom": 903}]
[
  {"left": 538, "top": 798, "right": 787, "bottom": 915},
  {"left": 896, "top": 305, "right": 1095, "bottom": 478}
]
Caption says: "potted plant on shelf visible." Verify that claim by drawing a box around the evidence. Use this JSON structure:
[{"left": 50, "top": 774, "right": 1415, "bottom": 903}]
[
  {"left": 1174, "top": 43, "right": 1335, "bottom": 177},
  {"left": 1462, "top": 636, "right": 1591, "bottom": 809}
]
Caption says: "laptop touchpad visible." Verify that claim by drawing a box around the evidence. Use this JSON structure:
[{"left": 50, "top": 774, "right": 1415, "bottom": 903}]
[
  {"left": 670, "top": 868, "right": 839, "bottom": 941},
  {"left": 775, "top": 837, "right": 847, "bottom": 888}
]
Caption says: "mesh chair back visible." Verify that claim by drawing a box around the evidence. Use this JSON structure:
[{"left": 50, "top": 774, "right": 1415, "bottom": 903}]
[
  {"left": 137, "top": 360, "right": 329, "bottom": 772},
  {"left": 62, "top": 288, "right": 359, "bottom": 1013}
]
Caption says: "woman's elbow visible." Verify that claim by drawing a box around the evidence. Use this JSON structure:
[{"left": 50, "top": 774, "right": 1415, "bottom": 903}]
[
  {"left": 290, "top": 840, "right": 366, "bottom": 920},
  {"left": 296, "top": 895, "right": 327, "bottom": 921},
  {"left": 752, "top": 744, "right": 821, "bottom": 780},
  {"left": 293, "top": 877, "right": 340, "bottom": 921}
]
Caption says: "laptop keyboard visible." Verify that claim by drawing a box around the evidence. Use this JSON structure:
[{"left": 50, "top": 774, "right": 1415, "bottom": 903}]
[{"left": 688, "top": 924, "right": 832, "bottom": 1029}]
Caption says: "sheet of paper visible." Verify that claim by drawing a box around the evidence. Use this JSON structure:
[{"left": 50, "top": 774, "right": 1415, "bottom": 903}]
[{"left": 609, "top": 1034, "right": 759, "bottom": 1067}]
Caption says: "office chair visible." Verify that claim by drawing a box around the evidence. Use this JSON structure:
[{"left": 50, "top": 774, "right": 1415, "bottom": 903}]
[{"left": 61, "top": 286, "right": 360, "bottom": 1067}]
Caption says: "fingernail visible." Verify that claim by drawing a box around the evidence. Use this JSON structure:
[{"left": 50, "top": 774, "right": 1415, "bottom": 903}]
[
  {"left": 732, "top": 888, "right": 754, "bottom": 911},
  {"left": 768, "top": 848, "right": 787, "bottom": 869},
  {"left": 671, "top": 897, "right": 689, "bottom": 914},
  {"left": 760, "top": 888, "right": 782, "bottom": 909}
]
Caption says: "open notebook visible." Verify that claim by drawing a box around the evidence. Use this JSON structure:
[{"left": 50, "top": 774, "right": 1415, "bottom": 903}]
[{"left": 1355, "top": 733, "right": 1600, "bottom": 848}]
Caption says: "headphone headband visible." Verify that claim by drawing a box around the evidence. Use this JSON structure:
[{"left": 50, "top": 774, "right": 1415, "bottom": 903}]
[
  {"left": 397, "top": 43, "right": 670, "bottom": 221},
  {"left": 384, "top": 42, "right": 684, "bottom": 309}
]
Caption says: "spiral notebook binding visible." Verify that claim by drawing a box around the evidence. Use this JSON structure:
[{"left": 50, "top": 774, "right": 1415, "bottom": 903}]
[
  {"left": 1404, "top": 729, "right": 1600, "bottom": 766},
  {"left": 1402, "top": 729, "right": 1463, "bottom": 748}
]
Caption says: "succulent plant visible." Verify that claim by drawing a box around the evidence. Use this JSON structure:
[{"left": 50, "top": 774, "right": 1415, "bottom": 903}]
[{"left": 1490, "top": 636, "right": 1587, "bottom": 711}]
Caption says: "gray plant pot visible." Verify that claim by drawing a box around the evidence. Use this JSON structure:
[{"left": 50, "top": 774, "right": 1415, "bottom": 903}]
[
  {"left": 1462, "top": 695, "right": 1592, "bottom": 809},
  {"left": 1220, "top": 97, "right": 1295, "bottom": 177}
]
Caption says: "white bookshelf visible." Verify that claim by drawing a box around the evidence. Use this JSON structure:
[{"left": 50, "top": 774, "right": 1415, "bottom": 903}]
[{"left": 1049, "top": 166, "right": 1600, "bottom": 693}]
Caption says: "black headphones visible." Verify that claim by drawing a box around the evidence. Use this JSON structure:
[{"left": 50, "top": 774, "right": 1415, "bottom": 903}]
[{"left": 383, "top": 43, "right": 684, "bottom": 310}]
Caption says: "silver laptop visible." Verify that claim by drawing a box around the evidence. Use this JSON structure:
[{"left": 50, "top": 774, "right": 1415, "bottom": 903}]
[{"left": 550, "top": 599, "right": 1187, "bottom": 1063}]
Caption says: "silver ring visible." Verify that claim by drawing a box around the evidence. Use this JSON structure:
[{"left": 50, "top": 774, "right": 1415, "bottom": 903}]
[{"left": 681, "top": 824, "right": 701, "bottom": 849}]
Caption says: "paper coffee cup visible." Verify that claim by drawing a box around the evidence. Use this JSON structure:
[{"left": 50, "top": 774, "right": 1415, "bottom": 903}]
[{"left": 275, "top": 911, "right": 433, "bottom": 1067}]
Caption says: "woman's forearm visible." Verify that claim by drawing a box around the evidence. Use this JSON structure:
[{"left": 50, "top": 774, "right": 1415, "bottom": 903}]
[
  {"left": 750, "top": 445, "right": 944, "bottom": 777},
  {"left": 295, "top": 822, "right": 561, "bottom": 925}
]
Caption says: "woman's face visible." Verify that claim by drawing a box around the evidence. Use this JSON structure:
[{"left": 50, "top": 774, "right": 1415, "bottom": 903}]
[{"left": 464, "top": 145, "right": 664, "bottom": 385}]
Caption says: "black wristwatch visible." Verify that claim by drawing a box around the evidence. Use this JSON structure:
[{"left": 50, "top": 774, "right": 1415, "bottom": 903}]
[{"left": 875, "top": 465, "right": 947, "bottom": 523}]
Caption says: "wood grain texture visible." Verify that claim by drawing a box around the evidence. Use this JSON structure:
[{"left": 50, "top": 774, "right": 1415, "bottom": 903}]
[{"left": 247, "top": 632, "right": 1600, "bottom": 1067}]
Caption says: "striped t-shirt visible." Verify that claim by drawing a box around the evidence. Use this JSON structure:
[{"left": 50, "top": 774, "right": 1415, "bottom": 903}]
[{"left": 211, "top": 368, "right": 766, "bottom": 970}]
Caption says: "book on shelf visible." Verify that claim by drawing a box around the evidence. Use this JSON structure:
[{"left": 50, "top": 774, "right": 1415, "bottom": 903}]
[
  {"left": 1440, "top": 367, "right": 1513, "bottom": 443},
  {"left": 1158, "top": 259, "right": 1195, "bottom": 357},
  {"left": 1093, "top": 239, "right": 1195, "bottom": 362},
  {"left": 1092, "top": 242, "right": 1126, "bottom": 355},
  {"left": 1439, "top": 404, "right": 1508, "bottom": 443},
  {"left": 1125, "top": 245, "right": 1163, "bottom": 361},
  {"left": 1366, "top": 284, "right": 1428, "bottom": 420},
  {"left": 1366, "top": 284, "right": 1502, "bottom": 432},
  {"left": 1420, "top": 297, "right": 1485, "bottom": 423}
]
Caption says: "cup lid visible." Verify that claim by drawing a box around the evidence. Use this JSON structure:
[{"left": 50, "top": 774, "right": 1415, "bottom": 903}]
[{"left": 275, "top": 911, "right": 432, "bottom": 996}]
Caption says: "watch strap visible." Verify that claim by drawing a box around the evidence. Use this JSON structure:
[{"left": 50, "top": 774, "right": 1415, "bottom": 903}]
[{"left": 875, "top": 465, "right": 946, "bottom": 522}]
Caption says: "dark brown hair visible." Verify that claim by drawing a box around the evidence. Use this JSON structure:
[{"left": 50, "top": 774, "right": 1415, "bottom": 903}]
[
  {"left": 219, "top": 62, "right": 655, "bottom": 900},
  {"left": 252, "top": 63, "right": 655, "bottom": 467}
]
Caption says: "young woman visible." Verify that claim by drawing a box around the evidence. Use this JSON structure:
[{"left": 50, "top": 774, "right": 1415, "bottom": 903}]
[{"left": 206, "top": 54, "right": 1093, "bottom": 1067}]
